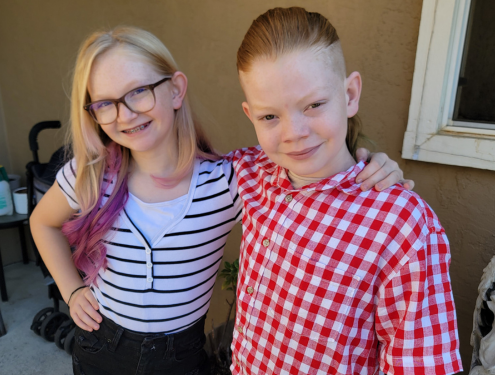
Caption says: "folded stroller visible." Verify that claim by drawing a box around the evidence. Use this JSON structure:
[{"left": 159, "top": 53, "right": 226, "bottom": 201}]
[{"left": 27, "top": 121, "right": 76, "bottom": 355}]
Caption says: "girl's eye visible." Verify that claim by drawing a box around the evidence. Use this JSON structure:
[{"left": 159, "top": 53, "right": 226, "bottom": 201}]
[
  {"left": 309, "top": 102, "right": 322, "bottom": 109},
  {"left": 129, "top": 88, "right": 148, "bottom": 97},
  {"left": 93, "top": 101, "right": 112, "bottom": 110}
]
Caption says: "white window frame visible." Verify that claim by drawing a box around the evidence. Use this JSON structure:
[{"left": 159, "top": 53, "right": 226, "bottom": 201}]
[{"left": 402, "top": 0, "right": 495, "bottom": 171}]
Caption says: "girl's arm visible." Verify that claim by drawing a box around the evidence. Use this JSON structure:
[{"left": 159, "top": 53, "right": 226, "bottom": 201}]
[
  {"left": 30, "top": 183, "right": 102, "bottom": 331},
  {"left": 355, "top": 148, "right": 414, "bottom": 192},
  {"left": 226, "top": 146, "right": 414, "bottom": 192}
]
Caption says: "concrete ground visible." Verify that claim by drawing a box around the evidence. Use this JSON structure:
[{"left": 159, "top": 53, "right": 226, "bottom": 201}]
[{"left": 0, "top": 262, "right": 72, "bottom": 375}]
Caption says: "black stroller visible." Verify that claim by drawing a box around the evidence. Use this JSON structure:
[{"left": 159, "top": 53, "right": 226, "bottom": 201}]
[{"left": 27, "top": 121, "right": 77, "bottom": 355}]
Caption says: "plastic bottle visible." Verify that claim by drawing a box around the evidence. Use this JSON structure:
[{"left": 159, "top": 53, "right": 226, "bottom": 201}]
[{"left": 0, "top": 165, "right": 14, "bottom": 215}]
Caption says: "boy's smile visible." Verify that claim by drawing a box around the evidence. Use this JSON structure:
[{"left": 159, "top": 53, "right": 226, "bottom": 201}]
[
  {"left": 286, "top": 144, "right": 322, "bottom": 160},
  {"left": 239, "top": 48, "right": 362, "bottom": 181}
]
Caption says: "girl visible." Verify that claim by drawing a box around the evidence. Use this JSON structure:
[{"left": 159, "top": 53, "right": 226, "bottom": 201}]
[
  {"left": 30, "top": 26, "right": 408, "bottom": 375},
  {"left": 227, "top": 7, "right": 462, "bottom": 375}
]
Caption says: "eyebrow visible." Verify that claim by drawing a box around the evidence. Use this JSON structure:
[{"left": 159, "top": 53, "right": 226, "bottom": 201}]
[
  {"left": 90, "top": 79, "right": 157, "bottom": 101},
  {"left": 250, "top": 103, "right": 278, "bottom": 112},
  {"left": 250, "top": 87, "right": 329, "bottom": 112},
  {"left": 295, "top": 88, "right": 329, "bottom": 105}
]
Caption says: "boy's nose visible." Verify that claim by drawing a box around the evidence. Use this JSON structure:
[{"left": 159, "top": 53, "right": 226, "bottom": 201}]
[{"left": 282, "top": 116, "right": 310, "bottom": 142}]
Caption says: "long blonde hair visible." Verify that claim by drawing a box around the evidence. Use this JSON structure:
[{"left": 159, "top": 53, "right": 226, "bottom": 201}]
[
  {"left": 237, "top": 7, "right": 362, "bottom": 157},
  {"left": 64, "top": 26, "right": 218, "bottom": 284}
]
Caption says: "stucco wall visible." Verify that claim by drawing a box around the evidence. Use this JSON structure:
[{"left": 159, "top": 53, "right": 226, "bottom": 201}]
[{"left": 1, "top": 0, "right": 493, "bottom": 371}]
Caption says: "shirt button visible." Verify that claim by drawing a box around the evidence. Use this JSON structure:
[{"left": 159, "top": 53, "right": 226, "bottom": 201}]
[
  {"left": 236, "top": 358, "right": 240, "bottom": 366},
  {"left": 237, "top": 325, "right": 243, "bottom": 334},
  {"left": 147, "top": 277, "right": 153, "bottom": 283},
  {"left": 285, "top": 194, "right": 293, "bottom": 203},
  {"left": 147, "top": 263, "right": 152, "bottom": 268},
  {"left": 262, "top": 239, "right": 270, "bottom": 247},
  {"left": 145, "top": 249, "right": 151, "bottom": 254},
  {"left": 246, "top": 286, "right": 254, "bottom": 295}
]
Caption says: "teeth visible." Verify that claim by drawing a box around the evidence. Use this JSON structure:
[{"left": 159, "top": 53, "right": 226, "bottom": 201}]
[{"left": 124, "top": 124, "right": 147, "bottom": 134}]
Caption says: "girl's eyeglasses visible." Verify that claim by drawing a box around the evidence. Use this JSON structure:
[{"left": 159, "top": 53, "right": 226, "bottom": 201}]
[{"left": 83, "top": 76, "right": 172, "bottom": 125}]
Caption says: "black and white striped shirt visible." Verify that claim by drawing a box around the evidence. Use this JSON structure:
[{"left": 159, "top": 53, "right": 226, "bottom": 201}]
[{"left": 56, "top": 157, "right": 242, "bottom": 333}]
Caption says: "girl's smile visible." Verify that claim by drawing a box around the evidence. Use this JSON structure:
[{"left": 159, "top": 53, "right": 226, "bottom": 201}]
[
  {"left": 121, "top": 121, "right": 152, "bottom": 135},
  {"left": 88, "top": 46, "right": 182, "bottom": 158}
]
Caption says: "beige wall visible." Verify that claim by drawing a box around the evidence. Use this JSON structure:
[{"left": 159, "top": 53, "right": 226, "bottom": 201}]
[
  {"left": 0, "top": 89, "right": 12, "bottom": 172},
  {"left": 1, "top": 0, "right": 493, "bottom": 371}
]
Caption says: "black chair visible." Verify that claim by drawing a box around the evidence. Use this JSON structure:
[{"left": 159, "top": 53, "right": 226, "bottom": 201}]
[{"left": 26, "top": 121, "right": 76, "bottom": 354}]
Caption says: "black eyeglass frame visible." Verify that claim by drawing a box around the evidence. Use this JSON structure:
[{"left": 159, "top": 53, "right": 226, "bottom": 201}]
[{"left": 83, "top": 75, "right": 173, "bottom": 125}]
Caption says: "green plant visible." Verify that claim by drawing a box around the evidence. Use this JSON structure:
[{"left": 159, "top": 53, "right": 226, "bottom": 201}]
[
  {"left": 208, "top": 259, "right": 239, "bottom": 373},
  {"left": 219, "top": 258, "right": 239, "bottom": 293},
  {"left": 218, "top": 258, "right": 239, "bottom": 341}
]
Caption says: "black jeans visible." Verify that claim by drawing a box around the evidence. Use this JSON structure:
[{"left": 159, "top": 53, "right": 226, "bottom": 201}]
[{"left": 72, "top": 315, "right": 209, "bottom": 375}]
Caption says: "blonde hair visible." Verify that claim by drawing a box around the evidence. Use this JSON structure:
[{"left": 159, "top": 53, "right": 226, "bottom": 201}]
[
  {"left": 70, "top": 26, "right": 218, "bottom": 212},
  {"left": 237, "top": 7, "right": 362, "bottom": 157},
  {"left": 64, "top": 26, "right": 218, "bottom": 284}
]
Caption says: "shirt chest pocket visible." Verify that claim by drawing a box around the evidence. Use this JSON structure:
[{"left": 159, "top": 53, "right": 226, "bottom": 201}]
[{"left": 267, "top": 250, "right": 364, "bottom": 345}]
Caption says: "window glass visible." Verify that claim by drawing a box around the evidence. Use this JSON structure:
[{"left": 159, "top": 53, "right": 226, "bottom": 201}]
[{"left": 453, "top": 0, "right": 495, "bottom": 124}]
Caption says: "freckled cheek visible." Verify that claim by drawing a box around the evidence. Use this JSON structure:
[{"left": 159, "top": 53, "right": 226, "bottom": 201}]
[
  {"left": 255, "top": 128, "right": 279, "bottom": 155},
  {"left": 318, "top": 118, "right": 347, "bottom": 141},
  {"left": 151, "top": 104, "right": 174, "bottom": 129}
]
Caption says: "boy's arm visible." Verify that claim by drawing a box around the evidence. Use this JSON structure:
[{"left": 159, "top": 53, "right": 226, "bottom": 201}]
[
  {"left": 355, "top": 148, "right": 414, "bottom": 192},
  {"left": 375, "top": 228, "right": 462, "bottom": 375}
]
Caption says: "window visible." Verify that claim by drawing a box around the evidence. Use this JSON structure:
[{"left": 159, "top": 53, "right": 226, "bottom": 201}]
[{"left": 402, "top": 0, "right": 495, "bottom": 170}]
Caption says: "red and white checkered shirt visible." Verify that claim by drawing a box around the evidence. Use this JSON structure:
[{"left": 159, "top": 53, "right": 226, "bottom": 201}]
[{"left": 227, "top": 146, "right": 462, "bottom": 375}]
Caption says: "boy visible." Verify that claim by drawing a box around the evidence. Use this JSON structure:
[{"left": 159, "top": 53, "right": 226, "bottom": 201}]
[{"left": 227, "top": 7, "right": 462, "bottom": 375}]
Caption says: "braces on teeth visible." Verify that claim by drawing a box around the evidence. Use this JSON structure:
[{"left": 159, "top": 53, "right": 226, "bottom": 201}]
[{"left": 125, "top": 124, "right": 147, "bottom": 134}]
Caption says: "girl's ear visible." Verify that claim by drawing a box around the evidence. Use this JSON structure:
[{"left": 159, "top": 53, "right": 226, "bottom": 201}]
[
  {"left": 345, "top": 71, "right": 362, "bottom": 118},
  {"left": 170, "top": 71, "right": 188, "bottom": 110}
]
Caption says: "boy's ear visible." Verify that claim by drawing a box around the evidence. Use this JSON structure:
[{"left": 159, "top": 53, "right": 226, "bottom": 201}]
[
  {"left": 241, "top": 101, "right": 253, "bottom": 122},
  {"left": 345, "top": 71, "right": 362, "bottom": 118},
  {"left": 171, "top": 71, "right": 188, "bottom": 110}
]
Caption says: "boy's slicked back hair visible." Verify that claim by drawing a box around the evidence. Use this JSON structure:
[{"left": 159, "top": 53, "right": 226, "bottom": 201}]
[
  {"left": 237, "top": 7, "right": 341, "bottom": 72},
  {"left": 237, "top": 7, "right": 362, "bottom": 158}
]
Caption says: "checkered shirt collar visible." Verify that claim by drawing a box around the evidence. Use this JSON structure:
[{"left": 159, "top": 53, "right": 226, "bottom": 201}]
[{"left": 253, "top": 150, "right": 365, "bottom": 194}]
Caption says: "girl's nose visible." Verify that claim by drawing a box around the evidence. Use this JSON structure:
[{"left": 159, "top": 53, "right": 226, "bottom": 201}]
[
  {"left": 282, "top": 115, "right": 310, "bottom": 142},
  {"left": 117, "top": 102, "right": 139, "bottom": 123}
]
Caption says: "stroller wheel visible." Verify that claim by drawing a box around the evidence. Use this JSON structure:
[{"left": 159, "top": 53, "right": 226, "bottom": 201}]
[
  {"left": 31, "top": 307, "right": 54, "bottom": 336},
  {"left": 55, "top": 318, "right": 76, "bottom": 350},
  {"left": 40, "top": 312, "right": 69, "bottom": 342},
  {"left": 64, "top": 326, "right": 76, "bottom": 355}
]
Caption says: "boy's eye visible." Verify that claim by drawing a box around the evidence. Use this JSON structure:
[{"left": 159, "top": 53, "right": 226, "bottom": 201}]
[
  {"left": 263, "top": 115, "right": 275, "bottom": 121},
  {"left": 309, "top": 103, "right": 321, "bottom": 109}
]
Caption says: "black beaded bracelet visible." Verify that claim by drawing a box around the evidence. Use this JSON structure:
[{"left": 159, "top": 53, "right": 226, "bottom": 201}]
[{"left": 67, "top": 285, "right": 87, "bottom": 307}]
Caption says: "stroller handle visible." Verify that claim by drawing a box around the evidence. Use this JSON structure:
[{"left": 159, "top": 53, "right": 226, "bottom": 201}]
[{"left": 29, "top": 121, "right": 62, "bottom": 163}]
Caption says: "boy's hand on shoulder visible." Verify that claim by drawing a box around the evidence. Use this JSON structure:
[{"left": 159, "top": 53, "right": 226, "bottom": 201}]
[{"left": 355, "top": 148, "right": 414, "bottom": 192}]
